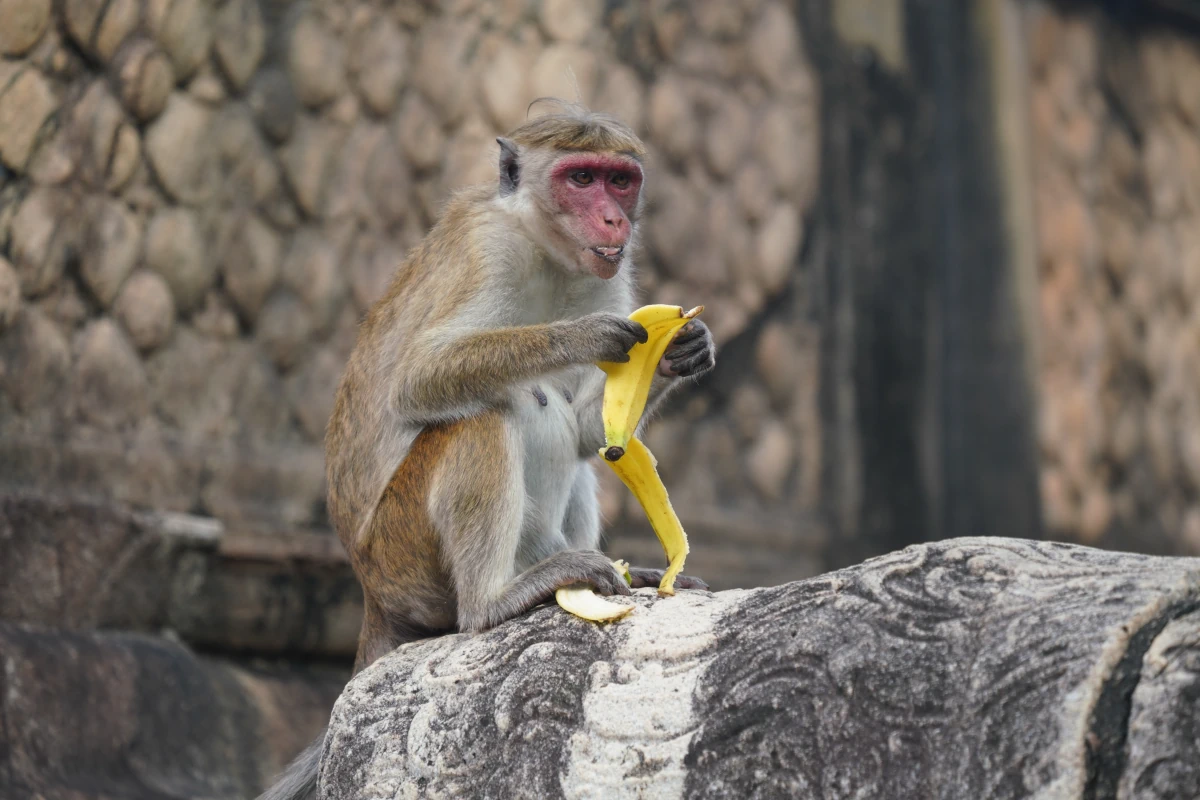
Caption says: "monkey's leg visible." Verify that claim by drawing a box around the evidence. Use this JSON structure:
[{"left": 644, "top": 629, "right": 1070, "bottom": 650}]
[
  {"left": 345, "top": 422, "right": 469, "bottom": 673},
  {"left": 353, "top": 599, "right": 409, "bottom": 674},
  {"left": 428, "top": 411, "right": 631, "bottom": 633},
  {"left": 561, "top": 461, "right": 602, "bottom": 550}
]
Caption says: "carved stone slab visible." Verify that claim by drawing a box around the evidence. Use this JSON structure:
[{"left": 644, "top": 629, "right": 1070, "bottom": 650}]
[
  {"left": 319, "top": 538, "right": 1200, "bottom": 800},
  {"left": 0, "top": 622, "right": 343, "bottom": 799}
]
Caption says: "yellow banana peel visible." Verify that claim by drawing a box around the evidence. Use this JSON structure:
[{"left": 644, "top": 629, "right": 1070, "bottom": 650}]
[
  {"left": 555, "top": 560, "right": 634, "bottom": 622},
  {"left": 558, "top": 304, "right": 703, "bottom": 619},
  {"left": 603, "top": 304, "right": 701, "bottom": 597},
  {"left": 597, "top": 304, "right": 704, "bottom": 455},
  {"left": 601, "top": 435, "right": 689, "bottom": 596}
]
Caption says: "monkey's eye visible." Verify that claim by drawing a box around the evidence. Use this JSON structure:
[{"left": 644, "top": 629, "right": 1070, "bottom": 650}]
[
  {"left": 570, "top": 170, "right": 594, "bottom": 186},
  {"left": 611, "top": 172, "right": 631, "bottom": 188}
]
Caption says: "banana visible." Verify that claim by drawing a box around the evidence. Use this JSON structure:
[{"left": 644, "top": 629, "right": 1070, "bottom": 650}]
[
  {"left": 598, "top": 304, "right": 702, "bottom": 597},
  {"left": 612, "top": 558, "right": 632, "bottom": 584},
  {"left": 555, "top": 560, "right": 634, "bottom": 622},
  {"left": 556, "top": 585, "right": 634, "bottom": 621},
  {"left": 597, "top": 304, "right": 704, "bottom": 457},
  {"left": 560, "top": 303, "right": 704, "bottom": 617},
  {"left": 600, "top": 435, "right": 689, "bottom": 596}
]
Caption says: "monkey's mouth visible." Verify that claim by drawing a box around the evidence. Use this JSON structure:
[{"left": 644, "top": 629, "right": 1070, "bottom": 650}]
[{"left": 590, "top": 245, "right": 624, "bottom": 264}]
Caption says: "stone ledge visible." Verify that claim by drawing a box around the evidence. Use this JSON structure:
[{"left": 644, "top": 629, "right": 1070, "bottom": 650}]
[
  {"left": 0, "top": 490, "right": 818, "bottom": 659},
  {"left": 0, "top": 622, "right": 345, "bottom": 799},
  {"left": 0, "top": 490, "right": 363, "bottom": 657},
  {"left": 320, "top": 537, "right": 1200, "bottom": 799}
]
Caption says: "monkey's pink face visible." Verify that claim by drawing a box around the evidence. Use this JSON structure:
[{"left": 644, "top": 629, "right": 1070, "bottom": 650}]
[{"left": 549, "top": 153, "right": 643, "bottom": 279}]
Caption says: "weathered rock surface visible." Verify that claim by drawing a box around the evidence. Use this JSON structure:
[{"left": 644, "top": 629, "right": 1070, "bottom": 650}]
[
  {"left": 320, "top": 538, "right": 1200, "bottom": 800},
  {"left": 0, "top": 255, "right": 21, "bottom": 331},
  {"left": 0, "top": 490, "right": 363, "bottom": 655},
  {"left": 114, "top": 268, "right": 175, "bottom": 350},
  {"left": 0, "top": 63, "right": 56, "bottom": 171},
  {"left": 0, "top": 621, "right": 345, "bottom": 800},
  {"left": 110, "top": 36, "right": 174, "bottom": 122},
  {"left": 0, "top": 0, "right": 50, "bottom": 57}
]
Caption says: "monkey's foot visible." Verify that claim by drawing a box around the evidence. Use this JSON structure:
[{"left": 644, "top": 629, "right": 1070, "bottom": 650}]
[{"left": 628, "top": 567, "right": 708, "bottom": 592}]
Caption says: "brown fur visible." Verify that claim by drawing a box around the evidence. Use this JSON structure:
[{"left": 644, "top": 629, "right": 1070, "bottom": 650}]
[
  {"left": 263, "top": 101, "right": 712, "bottom": 800},
  {"left": 509, "top": 100, "right": 647, "bottom": 158},
  {"left": 349, "top": 411, "right": 507, "bottom": 671}
]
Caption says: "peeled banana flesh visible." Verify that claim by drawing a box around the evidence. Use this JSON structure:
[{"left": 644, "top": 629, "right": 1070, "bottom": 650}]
[{"left": 555, "top": 560, "right": 634, "bottom": 622}]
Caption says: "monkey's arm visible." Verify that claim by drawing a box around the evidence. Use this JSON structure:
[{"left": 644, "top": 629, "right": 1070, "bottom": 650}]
[
  {"left": 573, "top": 318, "right": 716, "bottom": 457},
  {"left": 395, "top": 313, "right": 647, "bottom": 420}
]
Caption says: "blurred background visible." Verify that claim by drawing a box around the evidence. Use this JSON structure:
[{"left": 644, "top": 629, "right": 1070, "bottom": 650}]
[{"left": 3, "top": 0, "right": 1200, "bottom": 796}]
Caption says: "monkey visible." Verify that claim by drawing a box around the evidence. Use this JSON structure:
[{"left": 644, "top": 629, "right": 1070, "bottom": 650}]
[{"left": 257, "top": 101, "right": 715, "bottom": 800}]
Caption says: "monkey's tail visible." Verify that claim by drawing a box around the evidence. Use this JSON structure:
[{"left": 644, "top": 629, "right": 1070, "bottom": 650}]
[{"left": 256, "top": 727, "right": 326, "bottom": 800}]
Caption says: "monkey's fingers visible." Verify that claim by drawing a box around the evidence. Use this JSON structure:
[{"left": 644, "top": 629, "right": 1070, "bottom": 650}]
[
  {"left": 661, "top": 319, "right": 715, "bottom": 377},
  {"left": 667, "top": 348, "right": 716, "bottom": 378},
  {"left": 660, "top": 335, "right": 716, "bottom": 378},
  {"left": 668, "top": 319, "right": 707, "bottom": 345},
  {"left": 626, "top": 319, "right": 650, "bottom": 344},
  {"left": 592, "top": 315, "right": 647, "bottom": 363}
]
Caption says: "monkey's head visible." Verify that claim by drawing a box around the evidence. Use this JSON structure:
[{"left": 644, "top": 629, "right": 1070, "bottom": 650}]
[{"left": 497, "top": 100, "right": 647, "bottom": 280}]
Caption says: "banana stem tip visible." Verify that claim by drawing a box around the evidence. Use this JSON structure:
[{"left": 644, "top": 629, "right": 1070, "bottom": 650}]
[{"left": 604, "top": 446, "right": 625, "bottom": 462}]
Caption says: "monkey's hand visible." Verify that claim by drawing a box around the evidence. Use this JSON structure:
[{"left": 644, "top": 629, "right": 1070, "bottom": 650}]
[
  {"left": 628, "top": 567, "right": 709, "bottom": 591},
  {"left": 658, "top": 318, "right": 716, "bottom": 378},
  {"left": 560, "top": 313, "right": 648, "bottom": 364}
]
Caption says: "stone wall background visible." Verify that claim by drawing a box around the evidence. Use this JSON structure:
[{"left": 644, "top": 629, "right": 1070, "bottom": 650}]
[
  {"left": 8, "top": 0, "right": 1200, "bottom": 795},
  {"left": 1028, "top": 1, "right": 1200, "bottom": 556},
  {"left": 6, "top": 0, "right": 1200, "bottom": 579},
  {"left": 0, "top": 0, "right": 822, "bottom": 569}
]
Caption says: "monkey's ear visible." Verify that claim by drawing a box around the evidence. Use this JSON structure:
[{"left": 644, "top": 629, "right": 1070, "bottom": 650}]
[{"left": 497, "top": 137, "right": 520, "bottom": 196}]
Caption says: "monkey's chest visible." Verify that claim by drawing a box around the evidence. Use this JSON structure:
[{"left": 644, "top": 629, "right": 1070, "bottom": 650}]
[{"left": 512, "top": 380, "right": 581, "bottom": 531}]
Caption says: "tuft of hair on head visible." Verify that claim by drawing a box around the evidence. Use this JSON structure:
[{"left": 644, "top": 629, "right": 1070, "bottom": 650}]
[{"left": 506, "top": 98, "right": 647, "bottom": 159}]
